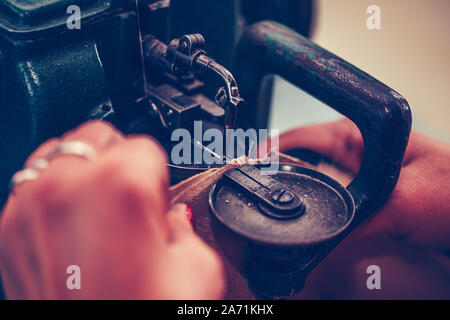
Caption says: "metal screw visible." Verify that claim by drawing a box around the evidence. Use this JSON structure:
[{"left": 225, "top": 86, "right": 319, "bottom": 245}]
[{"left": 271, "top": 189, "right": 295, "bottom": 204}]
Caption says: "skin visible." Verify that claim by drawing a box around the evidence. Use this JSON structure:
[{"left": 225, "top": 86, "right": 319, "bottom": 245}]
[
  {"left": 0, "top": 121, "right": 225, "bottom": 299},
  {"left": 277, "top": 119, "right": 450, "bottom": 299},
  {"left": 1, "top": 119, "right": 449, "bottom": 299}
]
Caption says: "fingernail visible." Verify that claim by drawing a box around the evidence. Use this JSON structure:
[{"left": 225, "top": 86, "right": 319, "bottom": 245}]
[{"left": 185, "top": 205, "right": 194, "bottom": 226}]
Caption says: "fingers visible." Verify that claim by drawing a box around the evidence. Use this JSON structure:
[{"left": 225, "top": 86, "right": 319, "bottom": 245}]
[
  {"left": 26, "top": 121, "right": 123, "bottom": 166},
  {"left": 98, "top": 135, "right": 169, "bottom": 204},
  {"left": 166, "top": 203, "right": 194, "bottom": 243},
  {"left": 342, "top": 164, "right": 418, "bottom": 244},
  {"left": 279, "top": 119, "right": 448, "bottom": 171},
  {"left": 61, "top": 120, "right": 124, "bottom": 153},
  {"left": 25, "top": 138, "right": 60, "bottom": 166},
  {"left": 278, "top": 119, "right": 364, "bottom": 173},
  {"left": 349, "top": 162, "right": 450, "bottom": 251},
  {"left": 402, "top": 131, "right": 450, "bottom": 166},
  {"left": 12, "top": 121, "right": 125, "bottom": 205},
  {"left": 166, "top": 203, "right": 225, "bottom": 299},
  {"left": 275, "top": 118, "right": 437, "bottom": 173},
  {"left": 10, "top": 122, "right": 170, "bottom": 229},
  {"left": 76, "top": 134, "right": 171, "bottom": 239}
]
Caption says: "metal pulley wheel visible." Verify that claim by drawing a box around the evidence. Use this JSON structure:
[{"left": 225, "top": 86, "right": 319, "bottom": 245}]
[
  {"left": 210, "top": 164, "right": 355, "bottom": 247},
  {"left": 208, "top": 163, "right": 355, "bottom": 298},
  {"left": 205, "top": 20, "right": 412, "bottom": 298}
]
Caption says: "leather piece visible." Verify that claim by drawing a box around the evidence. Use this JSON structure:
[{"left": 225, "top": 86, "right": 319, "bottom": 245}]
[{"left": 169, "top": 153, "right": 352, "bottom": 299}]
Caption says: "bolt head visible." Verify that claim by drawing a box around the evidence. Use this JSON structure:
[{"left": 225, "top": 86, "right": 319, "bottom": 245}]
[{"left": 271, "top": 189, "right": 295, "bottom": 204}]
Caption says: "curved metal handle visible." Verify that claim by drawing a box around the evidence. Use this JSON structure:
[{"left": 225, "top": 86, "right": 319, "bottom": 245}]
[{"left": 236, "top": 21, "right": 412, "bottom": 217}]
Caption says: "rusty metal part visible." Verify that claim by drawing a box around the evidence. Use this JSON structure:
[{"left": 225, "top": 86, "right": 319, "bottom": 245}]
[
  {"left": 145, "top": 34, "right": 244, "bottom": 129},
  {"left": 224, "top": 164, "right": 304, "bottom": 216},
  {"left": 203, "top": 20, "right": 414, "bottom": 298},
  {"left": 210, "top": 164, "right": 355, "bottom": 298},
  {"left": 236, "top": 21, "right": 412, "bottom": 215}
]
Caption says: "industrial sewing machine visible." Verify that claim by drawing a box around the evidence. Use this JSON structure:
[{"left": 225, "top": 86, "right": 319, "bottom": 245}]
[{"left": 0, "top": 0, "right": 411, "bottom": 299}]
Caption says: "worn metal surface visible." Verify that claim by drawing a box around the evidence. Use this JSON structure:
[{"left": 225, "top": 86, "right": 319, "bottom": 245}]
[
  {"left": 149, "top": 33, "right": 245, "bottom": 129},
  {"left": 0, "top": 2, "right": 316, "bottom": 204},
  {"left": 0, "top": 0, "right": 151, "bottom": 204},
  {"left": 236, "top": 21, "right": 412, "bottom": 215},
  {"left": 224, "top": 164, "right": 304, "bottom": 216},
  {"left": 0, "top": 1, "right": 410, "bottom": 300},
  {"left": 212, "top": 164, "right": 354, "bottom": 246},
  {"left": 210, "top": 164, "right": 355, "bottom": 298},
  {"left": 203, "top": 20, "right": 413, "bottom": 298},
  {"left": 169, "top": 0, "right": 239, "bottom": 69},
  {"left": 241, "top": 0, "right": 314, "bottom": 38}
]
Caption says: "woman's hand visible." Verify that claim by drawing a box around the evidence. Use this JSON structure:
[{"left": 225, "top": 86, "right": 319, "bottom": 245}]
[
  {"left": 278, "top": 119, "right": 450, "bottom": 299},
  {"left": 0, "top": 121, "right": 225, "bottom": 300}
]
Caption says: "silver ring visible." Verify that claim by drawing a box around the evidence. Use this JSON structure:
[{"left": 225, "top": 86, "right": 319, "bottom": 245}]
[
  {"left": 27, "top": 158, "right": 50, "bottom": 170},
  {"left": 9, "top": 142, "right": 96, "bottom": 194},
  {"left": 47, "top": 141, "right": 97, "bottom": 161},
  {"left": 9, "top": 168, "right": 40, "bottom": 193}
]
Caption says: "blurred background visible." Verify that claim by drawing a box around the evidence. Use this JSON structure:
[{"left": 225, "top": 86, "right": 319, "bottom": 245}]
[{"left": 269, "top": 0, "right": 450, "bottom": 142}]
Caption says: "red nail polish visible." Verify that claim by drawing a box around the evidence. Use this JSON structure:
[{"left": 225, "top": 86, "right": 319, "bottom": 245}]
[{"left": 186, "top": 205, "right": 194, "bottom": 226}]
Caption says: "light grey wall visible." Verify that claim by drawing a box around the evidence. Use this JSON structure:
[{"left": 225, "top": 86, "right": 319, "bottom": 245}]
[{"left": 269, "top": 0, "right": 450, "bottom": 142}]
